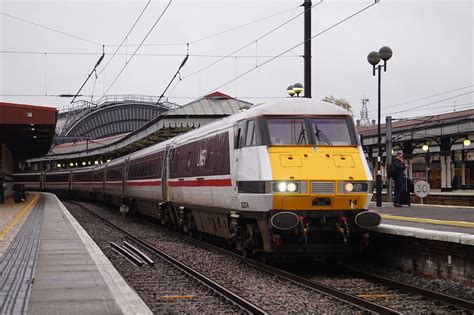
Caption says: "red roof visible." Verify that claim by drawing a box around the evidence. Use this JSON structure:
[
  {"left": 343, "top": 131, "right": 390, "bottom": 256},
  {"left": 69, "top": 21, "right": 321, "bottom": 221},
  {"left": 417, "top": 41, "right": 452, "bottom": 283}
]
[
  {"left": 0, "top": 102, "right": 57, "bottom": 125},
  {"left": 203, "top": 91, "right": 231, "bottom": 99}
]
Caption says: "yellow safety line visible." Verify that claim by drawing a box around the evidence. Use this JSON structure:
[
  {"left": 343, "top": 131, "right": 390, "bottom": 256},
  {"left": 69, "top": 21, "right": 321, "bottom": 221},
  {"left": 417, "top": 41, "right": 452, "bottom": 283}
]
[
  {"left": 160, "top": 295, "right": 195, "bottom": 299},
  {"left": 0, "top": 194, "right": 40, "bottom": 241},
  {"left": 381, "top": 214, "right": 474, "bottom": 228}
]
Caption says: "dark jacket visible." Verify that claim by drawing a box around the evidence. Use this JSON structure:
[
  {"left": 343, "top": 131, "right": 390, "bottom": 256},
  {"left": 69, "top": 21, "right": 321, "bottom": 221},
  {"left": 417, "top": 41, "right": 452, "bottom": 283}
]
[{"left": 392, "top": 158, "right": 406, "bottom": 180}]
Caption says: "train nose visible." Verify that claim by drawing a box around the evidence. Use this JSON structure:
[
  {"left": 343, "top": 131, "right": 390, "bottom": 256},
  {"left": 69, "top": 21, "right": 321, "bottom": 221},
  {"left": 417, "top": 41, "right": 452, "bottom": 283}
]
[
  {"left": 270, "top": 212, "right": 300, "bottom": 230},
  {"left": 355, "top": 211, "right": 381, "bottom": 228}
]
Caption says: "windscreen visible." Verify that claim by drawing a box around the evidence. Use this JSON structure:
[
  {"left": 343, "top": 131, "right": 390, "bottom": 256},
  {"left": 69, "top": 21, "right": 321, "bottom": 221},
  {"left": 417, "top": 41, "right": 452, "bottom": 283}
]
[
  {"left": 266, "top": 117, "right": 355, "bottom": 146},
  {"left": 267, "top": 118, "right": 309, "bottom": 145},
  {"left": 310, "top": 117, "right": 354, "bottom": 145}
]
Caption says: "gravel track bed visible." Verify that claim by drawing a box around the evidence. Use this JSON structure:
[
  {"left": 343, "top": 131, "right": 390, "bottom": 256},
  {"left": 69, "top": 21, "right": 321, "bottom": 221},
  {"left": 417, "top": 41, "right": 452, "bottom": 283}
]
[
  {"left": 65, "top": 201, "right": 361, "bottom": 314},
  {"left": 65, "top": 202, "right": 241, "bottom": 314},
  {"left": 351, "top": 262, "right": 474, "bottom": 303},
  {"left": 299, "top": 271, "right": 464, "bottom": 313}
]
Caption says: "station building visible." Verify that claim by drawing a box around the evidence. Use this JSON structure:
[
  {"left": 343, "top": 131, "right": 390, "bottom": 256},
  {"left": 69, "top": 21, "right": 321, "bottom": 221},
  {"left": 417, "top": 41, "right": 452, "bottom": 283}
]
[{"left": 0, "top": 102, "right": 57, "bottom": 200}]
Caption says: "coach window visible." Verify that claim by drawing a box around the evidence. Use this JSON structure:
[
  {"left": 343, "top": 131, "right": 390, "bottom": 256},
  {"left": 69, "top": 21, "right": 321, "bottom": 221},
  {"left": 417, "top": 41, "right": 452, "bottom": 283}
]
[
  {"left": 185, "top": 151, "right": 193, "bottom": 173},
  {"left": 205, "top": 146, "right": 212, "bottom": 170}
]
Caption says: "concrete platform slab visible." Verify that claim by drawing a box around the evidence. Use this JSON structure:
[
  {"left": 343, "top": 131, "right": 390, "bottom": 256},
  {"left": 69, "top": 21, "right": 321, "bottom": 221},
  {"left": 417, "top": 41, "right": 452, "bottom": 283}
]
[{"left": 0, "top": 192, "right": 151, "bottom": 314}]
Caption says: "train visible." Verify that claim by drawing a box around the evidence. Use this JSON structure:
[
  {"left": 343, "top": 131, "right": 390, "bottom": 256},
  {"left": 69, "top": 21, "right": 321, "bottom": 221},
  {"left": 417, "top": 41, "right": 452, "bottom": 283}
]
[{"left": 14, "top": 98, "right": 381, "bottom": 260}]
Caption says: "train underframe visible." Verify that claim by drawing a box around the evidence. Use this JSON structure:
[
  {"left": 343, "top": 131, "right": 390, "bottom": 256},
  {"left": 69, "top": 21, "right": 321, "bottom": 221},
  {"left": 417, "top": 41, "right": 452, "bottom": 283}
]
[{"left": 117, "top": 196, "right": 372, "bottom": 259}]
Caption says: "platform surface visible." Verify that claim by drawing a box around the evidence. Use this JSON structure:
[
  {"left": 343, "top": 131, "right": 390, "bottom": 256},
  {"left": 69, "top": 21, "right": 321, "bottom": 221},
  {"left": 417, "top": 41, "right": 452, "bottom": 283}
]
[
  {"left": 369, "top": 201, "right": 474, "bottom": 245},
  {"left": 0, "top": 193, "right": 151, "bottom": 314}
]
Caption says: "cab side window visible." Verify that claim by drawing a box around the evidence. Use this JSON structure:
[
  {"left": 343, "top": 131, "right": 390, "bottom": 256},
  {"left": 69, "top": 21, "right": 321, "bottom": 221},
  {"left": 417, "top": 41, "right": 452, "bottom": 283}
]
[
  {"left": 234, "top": 120, "right": 247, "bottom": 149},
  {"left": 245, "top": 120, "right": 256, "bottom": 146}
]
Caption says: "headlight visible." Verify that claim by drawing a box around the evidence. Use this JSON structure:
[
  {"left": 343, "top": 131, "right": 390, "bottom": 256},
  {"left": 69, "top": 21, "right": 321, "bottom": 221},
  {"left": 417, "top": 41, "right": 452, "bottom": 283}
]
[
  {"left": 343, "top": 182, "right": 369, "bottom": 193},
  {"left": 273, "top": 182, "right": 299, "bottom": 193},
  {"left": 345, "top": 183, "right": 354, "bottom": 192},
  {"left": 287, "top": 182, "right": 298, "bottom": 192},
  {"left": 278, "top": 182, "right": 287, "bottom": 192}
]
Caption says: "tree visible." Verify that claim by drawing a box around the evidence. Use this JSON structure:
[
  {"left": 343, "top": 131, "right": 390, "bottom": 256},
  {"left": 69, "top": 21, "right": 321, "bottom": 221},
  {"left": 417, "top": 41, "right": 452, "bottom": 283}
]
[{"left": 323, "top": 95, "right": 353, "bottom": 115}]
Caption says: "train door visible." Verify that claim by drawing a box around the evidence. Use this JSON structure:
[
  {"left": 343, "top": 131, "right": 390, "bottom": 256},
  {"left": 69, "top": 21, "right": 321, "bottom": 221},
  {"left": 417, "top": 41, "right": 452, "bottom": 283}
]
[
  {"left": 123, "top": 158, "right": 129, "bottom": 198},
  {"left": 231, "top": 120, "right": 247, "bottom": 209},
  {"left": 162, "top": 145, "right": 172, "bottom": 201}
]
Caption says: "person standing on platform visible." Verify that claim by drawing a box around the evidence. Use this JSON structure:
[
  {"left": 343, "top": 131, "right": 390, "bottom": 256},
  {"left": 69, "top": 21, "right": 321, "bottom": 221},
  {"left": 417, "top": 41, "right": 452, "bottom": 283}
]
[{"left": 392, "top": 152, "right": 406, "bottom": 207}]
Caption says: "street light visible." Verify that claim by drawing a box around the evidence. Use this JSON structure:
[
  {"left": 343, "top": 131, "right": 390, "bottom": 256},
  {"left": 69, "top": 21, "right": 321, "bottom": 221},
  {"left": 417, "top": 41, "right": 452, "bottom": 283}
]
[{"left": 367, "top": 46, "right": 393, "bottom": 207}]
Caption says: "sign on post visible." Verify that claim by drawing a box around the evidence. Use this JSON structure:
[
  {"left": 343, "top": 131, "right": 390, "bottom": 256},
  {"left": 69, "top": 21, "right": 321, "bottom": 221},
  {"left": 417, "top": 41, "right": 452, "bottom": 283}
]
[{"left": 414, "top": 180, "right": 430, "bottom": 203}]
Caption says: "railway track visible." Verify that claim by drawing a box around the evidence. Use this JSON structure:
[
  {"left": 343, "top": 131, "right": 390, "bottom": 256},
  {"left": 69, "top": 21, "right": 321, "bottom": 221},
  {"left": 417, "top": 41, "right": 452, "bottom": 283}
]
[
  {"left": 140, "top": 212, "right": 474, "bottom": 313},
  {"left": 66, "top": 200, "right": 265, "bottom": 315},
  {"left": 180, "top": 231, "right": 474, "bottom": 313},
  {"left": 66, "top": 200, "right": 474, "bottom": 314}
]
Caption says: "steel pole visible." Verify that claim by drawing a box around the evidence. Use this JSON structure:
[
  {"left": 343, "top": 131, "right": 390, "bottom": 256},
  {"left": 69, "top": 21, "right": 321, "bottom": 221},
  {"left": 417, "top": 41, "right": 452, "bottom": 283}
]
[
  {"left": 376, "top": 65, "right": 382, "bottom": 207},
  {"left": 304, "top": 0, "right": 312, "bottom": 98},
  {"left": 386, "top": 116, "right": 392, "bottom": 203}
]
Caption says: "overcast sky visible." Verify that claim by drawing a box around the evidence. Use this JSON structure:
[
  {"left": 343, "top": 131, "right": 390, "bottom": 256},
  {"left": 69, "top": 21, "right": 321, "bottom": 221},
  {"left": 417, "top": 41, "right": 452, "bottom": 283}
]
[{"left": 1, "top": 0, "right": 472, "bottom": 122}]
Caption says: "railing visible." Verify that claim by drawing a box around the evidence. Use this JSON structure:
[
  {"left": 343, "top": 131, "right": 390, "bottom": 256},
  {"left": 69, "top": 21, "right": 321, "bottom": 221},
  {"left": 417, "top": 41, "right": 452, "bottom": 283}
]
[{"left": 58, "top": 94, "right": 180, "bottom": 114}]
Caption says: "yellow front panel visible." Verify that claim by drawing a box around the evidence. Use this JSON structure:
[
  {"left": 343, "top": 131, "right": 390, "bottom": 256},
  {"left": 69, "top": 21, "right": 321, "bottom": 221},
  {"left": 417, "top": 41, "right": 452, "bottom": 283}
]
[{"left": 269, "top": 146, "right": 370, "bottom": 210}]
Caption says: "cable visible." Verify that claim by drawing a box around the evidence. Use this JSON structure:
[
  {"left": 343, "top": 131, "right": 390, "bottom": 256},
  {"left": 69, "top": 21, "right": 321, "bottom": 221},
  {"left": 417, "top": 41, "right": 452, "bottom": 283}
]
[
  {"left": 71, "top": 46, "right": 105, "bottom": 104},
  {"left": 368, "top": 103, "right": 474, "bottom": 121},
  {"left": 207, "top": 0, "right": 378, "bottom": 94},
  {"left": 0, "top": 50, "right": 300, "bottom": 58},
  {"left": 181, "top": 0, "right": 323, "bottom": 81},
  {"left": 0, "top": 12, "right": 101, "bottom": 46},
  {"left": 189, "top": 5, "right": 300, "bottom": 45},
  {"left": 105, "top": 5, "right": 300, "bottom": 47},
  {"left": 367, "top": 84, "right": 474, "bottom": 113},
  {"left": 157, "top": 44, "right": 189, "bottom": 104},
  {"left": 384, "top": 90, "right": 473, "bottom": 116},
  {"left": 97, "top": 0, "right": 151, "bottom": 77},
  {"left": 100, "top": 0, "right": 173, "bottom": 99}
]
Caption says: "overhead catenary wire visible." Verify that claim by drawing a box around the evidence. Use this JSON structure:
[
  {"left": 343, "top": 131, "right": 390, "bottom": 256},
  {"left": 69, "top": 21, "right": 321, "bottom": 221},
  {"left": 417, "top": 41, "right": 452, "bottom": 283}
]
[
  {"left": 367, "top": 103, "right": 474, "bottom": 121},
  {"left": 100, "top": 0, "right": 173, "bottom": 99},
  {"left": 206, "top": 0, "right": 378, "bottom": 95},
  {"left": 189, "top": 5, "right": 301, "bottom": 45},
  {"left": 71, "top": 46, "right": 105, "bottom": 104},
  {"left": 156, "top": 44, "right": 189, "bottom": 104},
  {"left": 384, "top": 90, "right": 473, "bottom": 116},
  {"left": 0, "top": 50, "right": 300, "bottom": 58},
  {"left": 367, "top": 84, "right": 474, "bottom": 113},
  {"left": 97, "top": 0, "right": 151, "bottom": 77},
  {"left": 180, "top": 0, "right": 323, "bottom": 81},
  {"left": 105, "top": 4, "right": 300, "bottom": 47},
  {"left": 0, "top": 12, "right": 101, "bottom": 46}
]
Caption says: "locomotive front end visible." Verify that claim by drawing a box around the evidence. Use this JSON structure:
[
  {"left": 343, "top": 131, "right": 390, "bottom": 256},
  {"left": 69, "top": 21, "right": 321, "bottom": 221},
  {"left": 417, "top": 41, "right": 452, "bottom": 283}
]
[
  {"left": 232, "top": 108, "right": 381, "bottom": 258},
  {"left": 264, "top": 115, "right": 380, "bottom": 256}
]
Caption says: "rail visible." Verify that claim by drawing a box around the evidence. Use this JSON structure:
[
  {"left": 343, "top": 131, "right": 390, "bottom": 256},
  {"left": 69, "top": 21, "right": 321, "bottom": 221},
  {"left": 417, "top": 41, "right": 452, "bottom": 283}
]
[
  {"left": 147, "top": 218, "right": 474, "bottom": 314},
  {"left": 69, "top": 201, "right": 266, "bottom": 315}
]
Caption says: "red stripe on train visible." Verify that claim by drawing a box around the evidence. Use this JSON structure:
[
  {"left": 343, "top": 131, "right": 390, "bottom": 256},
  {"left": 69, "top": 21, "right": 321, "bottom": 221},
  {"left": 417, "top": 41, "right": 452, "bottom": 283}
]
[
  {"left": 127, "top": 181, "right": 161, "bottom": 187},
  {"left": 168, "top": 178, "right": 231, "bottom": 187}
]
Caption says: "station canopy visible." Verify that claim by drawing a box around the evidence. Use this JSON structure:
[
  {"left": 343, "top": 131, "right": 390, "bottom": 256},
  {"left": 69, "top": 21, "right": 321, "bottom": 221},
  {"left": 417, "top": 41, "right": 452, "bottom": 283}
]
[{"left": 0, "top": 102, "right": 57, "bottom": 159}]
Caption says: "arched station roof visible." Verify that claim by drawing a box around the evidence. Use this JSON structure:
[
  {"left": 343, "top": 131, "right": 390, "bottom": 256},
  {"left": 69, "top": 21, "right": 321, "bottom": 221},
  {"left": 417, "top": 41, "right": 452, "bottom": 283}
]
[{"left": 65, "top": 102, "right": 168, "bottom": 139}]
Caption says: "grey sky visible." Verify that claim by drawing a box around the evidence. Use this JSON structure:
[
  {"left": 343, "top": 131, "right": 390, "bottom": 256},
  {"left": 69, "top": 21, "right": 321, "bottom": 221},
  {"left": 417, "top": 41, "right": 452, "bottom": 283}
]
[{"left": 1, "top": 0, "right": 472, "bottom": 122}]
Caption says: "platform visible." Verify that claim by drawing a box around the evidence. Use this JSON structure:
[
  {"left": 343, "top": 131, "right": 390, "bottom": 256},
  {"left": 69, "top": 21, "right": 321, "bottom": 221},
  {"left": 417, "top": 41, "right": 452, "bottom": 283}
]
[
  {"left": 369, "top": 201, "right": 474, "bottom": 245},
  {"left": 0, "top": 192, "right": 151, "bottom": 314}
]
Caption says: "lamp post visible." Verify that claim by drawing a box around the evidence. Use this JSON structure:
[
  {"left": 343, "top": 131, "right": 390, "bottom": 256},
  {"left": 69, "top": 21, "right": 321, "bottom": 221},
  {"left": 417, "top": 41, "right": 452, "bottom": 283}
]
[
  {"left": 367, "top": 46, "right": 393, "bottom": 207},
  {"left": 287, "top": 83, "right": 304, "bottom": 97}
]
